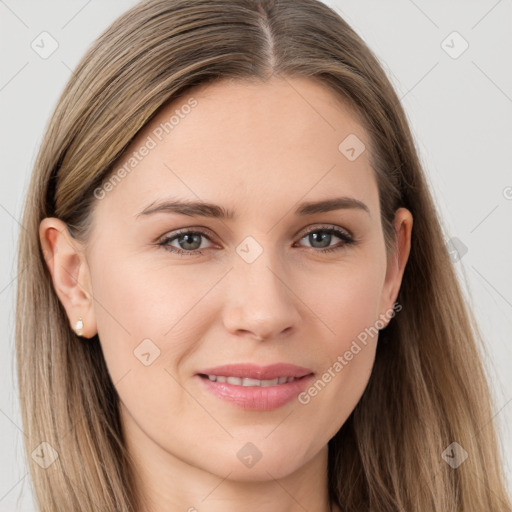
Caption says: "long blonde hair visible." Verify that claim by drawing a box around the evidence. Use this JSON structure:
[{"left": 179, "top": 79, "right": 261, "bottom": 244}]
[{"left": 16, "top": 0, "right": 510, "bottom": 510}]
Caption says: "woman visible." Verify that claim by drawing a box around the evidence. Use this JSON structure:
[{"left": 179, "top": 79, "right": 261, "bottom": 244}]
[{"left": 16, "top": 0, "right": 511, "bottom": 510}]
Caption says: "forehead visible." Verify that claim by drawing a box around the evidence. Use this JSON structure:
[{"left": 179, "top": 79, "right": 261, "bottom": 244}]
[{"left": 95, "top": 76, "right": 377, "bottom": 220}]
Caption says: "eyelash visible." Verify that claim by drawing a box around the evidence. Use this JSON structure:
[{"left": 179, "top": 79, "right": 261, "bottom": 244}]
[{"left": 157, "top": 225, "right": 356, "bottom": 257}]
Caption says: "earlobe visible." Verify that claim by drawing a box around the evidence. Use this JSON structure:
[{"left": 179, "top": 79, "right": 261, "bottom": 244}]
[{"left": 39, "top": 217, "right": 98, "bottom": 339}]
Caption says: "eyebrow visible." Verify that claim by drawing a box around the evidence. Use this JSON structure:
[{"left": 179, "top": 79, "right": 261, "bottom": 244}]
[{"left": 136, "top": 196, "right": 370, "bottom": 219}]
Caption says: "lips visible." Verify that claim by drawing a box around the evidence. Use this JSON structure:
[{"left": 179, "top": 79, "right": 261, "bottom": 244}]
[
  {"left": 204, "top": 375, "right": 297, "bottom": 387},
  {"left": 197, "top": 363, "right": 313, "bottom": 381},
  {"left": 196, "top": 363, "right": 315, "bottom": 411}
]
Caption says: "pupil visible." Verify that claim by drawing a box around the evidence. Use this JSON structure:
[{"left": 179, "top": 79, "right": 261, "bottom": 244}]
[
  {"left": 180, "top": 234, "right": 201, "bottom": 250},
  {"left": 311, "top": 232, "right": 330, "bottom": 248}
]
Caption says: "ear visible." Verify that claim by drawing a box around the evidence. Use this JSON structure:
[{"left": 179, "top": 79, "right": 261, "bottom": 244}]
[
  {"left": 39, "top": 217, "right": 97, "bottom": 339},
  {"left": 378, "top": 207, "right": 413, "bottom": 326}
]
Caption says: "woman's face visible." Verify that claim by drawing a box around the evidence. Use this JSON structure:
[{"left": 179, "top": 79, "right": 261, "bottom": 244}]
[{"left": 43, "top": 76, "right": 412, "bottom": 484}]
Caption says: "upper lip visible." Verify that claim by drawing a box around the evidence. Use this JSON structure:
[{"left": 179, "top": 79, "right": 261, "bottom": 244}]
[{"left": 197, "top": 363, "right": 314, "bottom": 380}]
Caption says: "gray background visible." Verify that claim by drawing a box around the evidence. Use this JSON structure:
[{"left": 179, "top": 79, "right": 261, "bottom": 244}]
[{"left": 1, "top": 1, "right": 511, "bottom": 509}]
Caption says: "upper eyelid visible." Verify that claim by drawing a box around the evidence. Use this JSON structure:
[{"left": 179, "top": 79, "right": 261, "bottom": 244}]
[{"left": 301, "top": 224, "right": 352, "bottom": 237}]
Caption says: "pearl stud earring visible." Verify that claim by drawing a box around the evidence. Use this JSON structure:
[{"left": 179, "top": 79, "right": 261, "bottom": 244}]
[{"left": 75, "top": 317, "right": 84, "bottom": 336}]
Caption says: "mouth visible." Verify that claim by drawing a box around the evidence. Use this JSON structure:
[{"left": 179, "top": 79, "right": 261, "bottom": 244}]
[
  {"left": 197, "top": 362, "right": 313, "bottom": 380},
  {"left": 195, "top": 363, "right": 315, "bottom": 411},
  {"left": 198, "top": 374, "right": 302, "bottom": 386}
]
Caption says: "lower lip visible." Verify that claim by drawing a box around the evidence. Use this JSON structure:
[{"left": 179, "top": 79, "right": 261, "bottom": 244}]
[{"left": 197, "top": 374, "right": 315, "bottom": 411}]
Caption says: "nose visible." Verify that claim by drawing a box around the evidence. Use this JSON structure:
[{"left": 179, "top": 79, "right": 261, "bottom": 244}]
[{"left": 221, "top": 246, "right": 302, "bottom": 342}]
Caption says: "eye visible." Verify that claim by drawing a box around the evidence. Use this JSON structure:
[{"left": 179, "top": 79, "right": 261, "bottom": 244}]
[
  {"left": 157, "top": 229, "right": 214, "bottom": 256},
  {"left": 295, "top": 225, "right": 355, "bottom": 253}
]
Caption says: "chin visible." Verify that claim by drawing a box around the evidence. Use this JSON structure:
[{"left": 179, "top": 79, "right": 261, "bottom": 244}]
[
  {"left": 195, "top": 441, "right": 312, "bottom": 483},
  {"left": 210, "top": 458, "right": 303, "bottom": 483}
]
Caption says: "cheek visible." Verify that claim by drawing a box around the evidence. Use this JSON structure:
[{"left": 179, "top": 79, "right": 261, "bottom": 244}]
[
  {"left": 86, "top": 258, "right": 161, "bottom": 397},
  {"left": 88, "top": 259, "right": 199, "bottom": 428},
  {"left": 89, "top": 254, "right": 206, "bottom": 354},
  {"left": 300, "top": 254, "right": 386, "bottom": 348},
  {"left": 293, "top": 255, "right": 385, "bottom": 420},
  {"left": 88, "top": 255, "right": 221, "bottom": 428}
]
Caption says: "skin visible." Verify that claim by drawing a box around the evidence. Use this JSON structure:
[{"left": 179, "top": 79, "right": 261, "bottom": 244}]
[{"left": 40, "top": 76, "right": 412, "bottom": 512}]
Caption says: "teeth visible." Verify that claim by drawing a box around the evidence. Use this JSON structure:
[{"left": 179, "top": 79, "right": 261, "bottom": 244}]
[
  {"left": 242, "top": 378, "right": 261, "bottom": 386},
  {"left": 205, "top": 375, "right": 296, "bottom": 386}
]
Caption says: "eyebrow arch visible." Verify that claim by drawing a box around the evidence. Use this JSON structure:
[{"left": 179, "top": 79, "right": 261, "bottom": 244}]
[
  {"left": 135, "top": 196, "right": 370, "bottom": 219},
  {"left": 295, "top": 197, "right": 370, "bottom": 217}
]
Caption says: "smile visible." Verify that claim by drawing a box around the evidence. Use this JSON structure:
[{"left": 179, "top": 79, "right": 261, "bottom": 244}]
[{"left": 201, "top": 375, "right": 298, "bottom": 386}]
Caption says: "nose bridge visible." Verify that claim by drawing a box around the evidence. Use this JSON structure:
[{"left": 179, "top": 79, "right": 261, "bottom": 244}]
[{"left": 222, "top": 234, "right": 301, "bottom": 340}]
